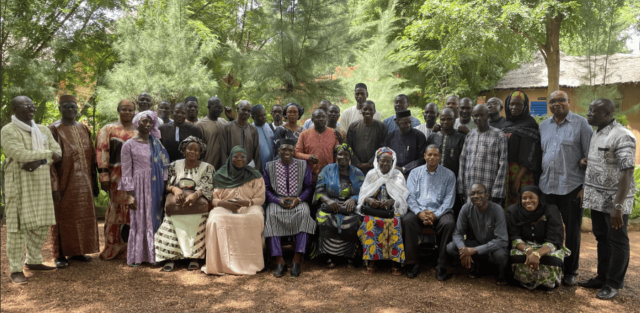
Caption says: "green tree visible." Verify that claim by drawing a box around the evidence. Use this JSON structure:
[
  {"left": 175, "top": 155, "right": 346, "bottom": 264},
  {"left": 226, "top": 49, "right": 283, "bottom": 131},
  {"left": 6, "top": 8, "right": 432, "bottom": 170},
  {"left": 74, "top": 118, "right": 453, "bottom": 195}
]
[
  {"left": 97, "top": 0, "right": 219, "bottom": 120},
  {"left": 339, "top": 0, "right": 418, "bottom": 118}
]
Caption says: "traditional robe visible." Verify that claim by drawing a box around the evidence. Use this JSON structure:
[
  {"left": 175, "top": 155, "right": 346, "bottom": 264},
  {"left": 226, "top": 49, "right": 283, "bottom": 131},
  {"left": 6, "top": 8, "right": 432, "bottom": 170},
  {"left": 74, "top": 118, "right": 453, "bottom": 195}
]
[
  {"left": 489, "top": 116, "right": 506, "bottom": 130},
  {"left": 219, "top": 121, "right": 262, "bottom": 172},
  {"left": 48, "top": 121, "right": 100, "bottom": 258},
  {"left": 295, "top": 127, "right": 339, "bottom": 182},
  {"left": 254, "top": 122, "right": 275, "bottom": 168},
  {"left": 383, "top": 128, "right": 427, "bottom": 176},
  {"left": 197, "top": 116, "right": 228, "bottom": 170},
  {"left": 158, "top": 122, "right": 203, "bottom": 162},
  {"left": 347, "top": 120, "right": 387, "bottom": 174},
  {"left": 340, "top": 105, "right": 383, "bottom": 133},
  {"left": 383, "top": 115, "right": 421, "bottom": 134},
  {"left": 425, "top": 130, "right": 466, "bottom": 177}
]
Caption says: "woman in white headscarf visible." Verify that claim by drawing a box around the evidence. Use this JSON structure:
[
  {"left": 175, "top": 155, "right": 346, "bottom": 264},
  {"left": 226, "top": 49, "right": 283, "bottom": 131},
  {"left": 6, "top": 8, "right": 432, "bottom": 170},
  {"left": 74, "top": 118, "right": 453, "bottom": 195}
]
[{"left": 356, "top": 147, "right": 409, "bottom": 275}]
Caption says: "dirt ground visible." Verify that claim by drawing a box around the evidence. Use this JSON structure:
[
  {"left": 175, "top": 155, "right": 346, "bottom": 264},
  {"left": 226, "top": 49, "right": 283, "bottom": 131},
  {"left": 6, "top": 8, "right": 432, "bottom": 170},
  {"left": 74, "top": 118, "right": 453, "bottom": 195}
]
[{"left": 1, "top": 223, "right": 638, "bottom": 313}]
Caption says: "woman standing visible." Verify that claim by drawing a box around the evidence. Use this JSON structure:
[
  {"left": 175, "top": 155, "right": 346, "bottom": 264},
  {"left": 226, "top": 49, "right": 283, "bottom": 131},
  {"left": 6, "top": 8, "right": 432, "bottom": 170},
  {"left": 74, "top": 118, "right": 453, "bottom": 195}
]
[
  {"left": 356, "top": 148, "right": 409, "bottom": 275},
  {"left": 119, "top": 111, "right": 170, "bottom": 266},
  {"left": 96, "top": 100, "right": 138, "bottom": 260},
  {"left": 502, "top": 91, "right": 542, "bottom": 206},
  {"left": 274, "top": 103, "right": 304, "bottom": 152},
  {"left": 202, "top": 146, "right": 266, "bottom": 275},
  {"left": 313, "top": 143, "right": 365, "bottom": 268},
  {"left": 155, "top": 136, "right": 214, "bottom": 271},
  {"left": 507, "top": 185, "right": 570, "bottom": 290}
]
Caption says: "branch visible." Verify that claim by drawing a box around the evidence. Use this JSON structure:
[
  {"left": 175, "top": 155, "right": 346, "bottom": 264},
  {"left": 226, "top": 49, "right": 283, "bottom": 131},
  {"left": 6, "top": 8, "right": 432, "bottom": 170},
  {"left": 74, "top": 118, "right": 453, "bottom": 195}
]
[
  {"left": 30, "top": 0, "right": 84, "bottom": 57},
  {"left": 507, "top": 26, "right": 547, "bottom": 60}
]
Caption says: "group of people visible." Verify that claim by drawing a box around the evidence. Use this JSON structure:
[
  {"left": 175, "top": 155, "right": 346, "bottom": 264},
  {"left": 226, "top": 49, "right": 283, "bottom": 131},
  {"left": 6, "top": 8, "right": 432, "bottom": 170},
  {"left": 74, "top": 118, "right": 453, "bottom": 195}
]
[{"left": 2, "top": 84, "right": 634, "bottom": 301}]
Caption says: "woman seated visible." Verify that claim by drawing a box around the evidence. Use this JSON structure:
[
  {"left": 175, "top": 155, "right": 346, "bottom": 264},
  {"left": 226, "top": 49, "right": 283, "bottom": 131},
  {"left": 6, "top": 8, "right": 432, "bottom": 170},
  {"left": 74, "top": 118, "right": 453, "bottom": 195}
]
[
  {"left": 356, "top": 147, "right": 408, "bottom": 275},
  {"left": 313, "top": 143, "right": 364, "bottom": 268},
  {"left": 507, "top": 185, "right": 570, "bottom": 290},
  {"left": 202, "top": 146, "right": 266, "bottom": 275},
  {"left": 155, "top": 136, "right": 215, "bottom": 272}
]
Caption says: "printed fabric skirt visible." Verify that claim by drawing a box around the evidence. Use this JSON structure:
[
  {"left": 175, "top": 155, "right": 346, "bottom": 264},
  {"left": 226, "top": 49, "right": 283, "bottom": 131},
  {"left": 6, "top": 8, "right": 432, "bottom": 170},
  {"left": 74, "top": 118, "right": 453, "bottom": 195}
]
[
  {"left": 505, "top": 162, "right": 535, "bottom": 207},
  {"left": 264, "top": 202, "right": 316, "bottom": 237},
  {"left": 154, "top": 213, "right": 208, "bottom": 262},
  {"left": 358, "top": 215, "right": 405, "bottom": 264},
  {"left": 510, "top": 241, "right": 571, "bottom": 290},
  {"left": 312, "top": 210, "right": 360, "bottom": 258}
]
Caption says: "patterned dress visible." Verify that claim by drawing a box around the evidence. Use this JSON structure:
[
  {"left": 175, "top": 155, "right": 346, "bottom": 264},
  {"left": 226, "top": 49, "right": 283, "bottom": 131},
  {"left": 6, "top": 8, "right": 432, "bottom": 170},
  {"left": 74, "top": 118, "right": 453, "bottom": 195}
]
[
  {"left": 358, "top": 187, "right": 405, "bottom": 263},
  {"left": 96, "top": 123, "right": 137, "bottom": 260},
  {"left": 155, "top": 160, "right": 215, "bottom": 262}
]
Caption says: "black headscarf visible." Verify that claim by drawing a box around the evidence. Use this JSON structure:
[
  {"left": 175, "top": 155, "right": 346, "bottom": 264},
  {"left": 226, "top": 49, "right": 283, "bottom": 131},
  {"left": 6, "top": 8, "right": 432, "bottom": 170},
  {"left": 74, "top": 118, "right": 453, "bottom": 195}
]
[
  {"left": 284, "top": 103, "right": 304, "bottom": 121},
  {"left": 508, "top": 185, "right": 547, "bottom": 226},
  {"left": 506, "top": 185, "right": 564, "bottom": 248},
  {"left": 502, "top": 91, "right": 542, "bottom": 174}
]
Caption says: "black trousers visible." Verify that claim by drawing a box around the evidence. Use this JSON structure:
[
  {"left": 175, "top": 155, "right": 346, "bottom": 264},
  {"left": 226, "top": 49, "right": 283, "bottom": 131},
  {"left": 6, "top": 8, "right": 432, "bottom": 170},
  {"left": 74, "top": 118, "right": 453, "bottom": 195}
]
[
  {"left": 591, "top": 210, "right": 629, "bottom": 289},
  {"left": 402, "top": 212, "right": 455, "bottom": 266},
  {"left": 545, "top": 186, "right": 583, "bottom": 276},
  {"left": 445, "top": 240, "right": 508, "bottom": 275}
]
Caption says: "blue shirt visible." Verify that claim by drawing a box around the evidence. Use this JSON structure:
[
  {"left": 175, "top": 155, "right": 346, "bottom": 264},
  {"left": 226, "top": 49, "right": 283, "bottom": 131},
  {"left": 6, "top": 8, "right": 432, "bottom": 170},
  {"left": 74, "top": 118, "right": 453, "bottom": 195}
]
[
  {"left": 539, "top": 111, "right": 593, "bottom": 195},
  {"left": 302, "top": 119, "right": 340, "bottom": 131},
  {"left": 254, "top": 123, "right": 275, "bottom": 168},
  {"left": 406, "top": 164, "right": 456, "bottom": 218},
  {"left": 383, "top": 116, "right": 421, "bottom": 134}
]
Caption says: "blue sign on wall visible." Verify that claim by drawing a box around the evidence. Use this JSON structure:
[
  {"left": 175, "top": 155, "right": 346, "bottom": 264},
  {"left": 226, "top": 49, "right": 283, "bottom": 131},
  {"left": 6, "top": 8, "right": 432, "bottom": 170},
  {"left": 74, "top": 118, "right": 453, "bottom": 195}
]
[{"left": 530, "top": 101, "right": 548, "bottom": 116}]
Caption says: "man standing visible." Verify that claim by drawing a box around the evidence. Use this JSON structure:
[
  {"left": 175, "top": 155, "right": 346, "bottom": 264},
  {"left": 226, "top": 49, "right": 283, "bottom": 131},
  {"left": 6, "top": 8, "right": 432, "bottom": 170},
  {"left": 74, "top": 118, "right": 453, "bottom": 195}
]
[
  {"left": 158, "top": 102, "right": 203, "bottom": 162},
  {"left": 347, "top": 100, "right": 387, "bottom": 175},
  {"left": 252, "top": 104, "right": 276, "bottom": 168},
  {"left": 445, "top": 96, "right": 460, "bottom": 119},
  {"left": 539, "top": 90, "right": 592, "bottom": 287},
  {"left": 184, "top": 96, "right": 200, "bottom": 125},
  {"left": 302, "top": 100, "right": 333, "bottom": 131},
  {"left": 219, "top": 100, "right": 262, "bottom": 172},
  {"left": 328, "top": 104, "right": 346, "bottom": 143},
  {"left": 340, "top": 83, "right": 382, "bottom": 132},
  {"left": 197, "top": 97, "right": 229, "bottom": 170},
  {"left": 415, "top": 102, "right": 439, "bottom": 139},
  {"left": 2, "top": 96, "right": 62, "bottom": 284},
  {"left": 384, "top": 110, "right": 427, "bottom": 177},
  {"left": 383, "top": 95, "right": 421, "bottom": 134},
  {"left": 579, "top": 99, "right": 635, "bottom": 300},
  {"left": 158, "top": 100, "right": 173, "bottom": 124},
  {"left": 264, "top": 139, "right": 315, "bottom": 278},
  {"left": 486, "top": 97, "right": 506, "bottom": 129},
  {"left": 454, "top": 98, "right": 476, "bottom": 134},
  {"left": 446, "top": 183, "right": 509, "bottom": 285},
  {"left": 269, "top": 104, "right": 284, "bottom": 132},
  {"left": 403, "top": 145, "right": 456, "bottom": 280},
  {"left": 426, "top": 108, "right": 466, "bottom": 216},
  {"left": 137, "top": 92, "right": 163, "bottom": 126},
  {"left": 458, "top": 104, "right": 508, "bottom": 205},
  {"left": 295, "top": 110, "right": 339, "bottom": 183},
  {"left": 48, "top": 95, "right": 100, "bottom": 269}
]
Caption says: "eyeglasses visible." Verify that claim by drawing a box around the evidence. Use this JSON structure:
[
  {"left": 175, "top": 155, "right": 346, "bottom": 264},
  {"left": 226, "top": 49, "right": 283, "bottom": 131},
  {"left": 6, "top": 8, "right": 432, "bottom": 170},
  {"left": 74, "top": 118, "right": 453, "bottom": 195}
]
[
  {"left": 549, "top": 98, "right": 567, "bottom": 104},
  {"left": 469, "top": 191, "right": 486, "bottom": 197},
  {"left": 232, "top": 155, "right": 247, "bottom": 160}
]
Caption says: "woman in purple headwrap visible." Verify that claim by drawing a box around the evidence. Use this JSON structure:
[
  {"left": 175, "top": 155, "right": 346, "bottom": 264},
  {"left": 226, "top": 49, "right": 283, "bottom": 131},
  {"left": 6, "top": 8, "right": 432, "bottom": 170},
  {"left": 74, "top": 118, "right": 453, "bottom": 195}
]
[{"left": 119, "top": 110, "right": 170, "bottom": 266}]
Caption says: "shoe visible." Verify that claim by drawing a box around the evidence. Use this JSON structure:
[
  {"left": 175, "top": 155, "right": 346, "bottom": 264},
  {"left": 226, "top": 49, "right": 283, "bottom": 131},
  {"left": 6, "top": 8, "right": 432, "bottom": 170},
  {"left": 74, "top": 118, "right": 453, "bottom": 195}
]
[
  {"left": 436, "top": 266, "right": 452, "bottom": 281},
  {"left": 391, "top": 267, "right": 402, "bottom": 276},
  {"left": 69, "top": 255, "right": 92, "bottom": 262},
  {"left": 496, "top": 277, "right": 508, "bottom": 286},
  {"left": 596, "top": 285, "right": 620, "bottom": 300},
  {"left": 55, "top": 257, "right": 69, "bottom": 269},
  {"left": 162, "top": 262, "right": 175, "bottom": 272},
  {"left": 468, "top": 263, "right": 479, "bottom": 279},
  {"left": 273, "top": 263, "right": 287, "bottom": 278},
  {"left": 406, "top": 264, "right": 419, "bottom": 279},
  {"left": 326, "top": 259, "right": 336, "bottom": 269},
  {"left": 563, "top": 274, "right": 577, "bottom": 287},
  {"left": 188, "top": 261, "right": 199, "bottom": 271},
  {"left": 10, "top": 272, "right": 27, "bottom": 284},
  {"left": 578, "top": 278, "right": 605, "bottom": 289},
  {"left": 346, "top": 259, "right": 355, "bottom": 268},
  {"left": 24, "top": 263, "right": 56, "bottom": 272},
  {"left": 290, "top": 262, "right": 301, "bottom": 278}
]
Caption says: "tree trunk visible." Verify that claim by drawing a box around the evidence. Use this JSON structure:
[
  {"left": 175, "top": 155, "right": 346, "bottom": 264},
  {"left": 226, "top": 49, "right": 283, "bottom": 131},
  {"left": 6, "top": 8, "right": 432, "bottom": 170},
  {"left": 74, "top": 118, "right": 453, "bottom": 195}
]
[{"left": 545, "top": 13, "right": 563, "bottom": 97}]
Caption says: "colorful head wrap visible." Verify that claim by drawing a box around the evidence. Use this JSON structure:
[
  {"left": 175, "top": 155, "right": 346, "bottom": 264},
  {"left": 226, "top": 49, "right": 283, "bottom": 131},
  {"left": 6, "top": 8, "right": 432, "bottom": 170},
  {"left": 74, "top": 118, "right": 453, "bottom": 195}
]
[
  {"left": 179, "top": 135, "right": 207, "bottom": 156},
  {"left": 333, "top": 143, "right": 353, "bottom": 158},
  {"left": 510, "top": 91, "right": 525, "bottom": 100},
  {"left": 376, "top": 147, "right": 394, "bottom": 159},
  {"left": 133, "top": 110, "right": 161, "bottom": 139}
]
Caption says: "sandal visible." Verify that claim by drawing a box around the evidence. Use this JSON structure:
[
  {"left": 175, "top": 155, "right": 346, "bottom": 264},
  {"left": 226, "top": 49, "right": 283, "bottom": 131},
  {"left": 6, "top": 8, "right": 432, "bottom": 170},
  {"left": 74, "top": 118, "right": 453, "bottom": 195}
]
[
  {"left": 391, "top": 268, "right": 402, "bottom": 276},
  {"left": 162, "top": 262, "right": 175, "bottom": 272},
  {"left": 188, "top": 261, "right": 199, "bottom": 271},
  {"left": 326, "top": 259, "right": 337, "bottom": 269},
  {"left": 55, "top": 257, "right": 69, "bottom": 269},
  {"left": 363, "top": 267, "right": 376, "bottom": 275}
]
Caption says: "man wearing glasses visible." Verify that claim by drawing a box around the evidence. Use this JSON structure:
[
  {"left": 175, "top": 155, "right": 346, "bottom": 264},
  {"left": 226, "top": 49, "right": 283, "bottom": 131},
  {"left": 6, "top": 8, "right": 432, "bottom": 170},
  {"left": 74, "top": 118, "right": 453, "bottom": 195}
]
[{"left": 538, "top": 90, "right": 593, "bottom": 287}]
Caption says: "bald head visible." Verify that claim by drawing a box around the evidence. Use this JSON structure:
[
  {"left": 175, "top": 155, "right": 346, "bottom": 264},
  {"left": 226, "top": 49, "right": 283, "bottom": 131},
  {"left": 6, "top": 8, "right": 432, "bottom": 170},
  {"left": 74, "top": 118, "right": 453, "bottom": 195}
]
[
  {"left": 137, "top": 92, "right": 153, "bottom": 111},
  {"left": 423, "top": 102, "right": 440, "bottom": 127},
  {"left": 549, "top": 90, "right": 570, "bottom": 118},
  {"left": 11, "top": 95, "right": 32, "bottom": 107},
  {"left": 472, "top": 104, "right": 490, "bottom": 131},
  {"left": 237, "top": 100, "right": 252, "bottom": 122}
]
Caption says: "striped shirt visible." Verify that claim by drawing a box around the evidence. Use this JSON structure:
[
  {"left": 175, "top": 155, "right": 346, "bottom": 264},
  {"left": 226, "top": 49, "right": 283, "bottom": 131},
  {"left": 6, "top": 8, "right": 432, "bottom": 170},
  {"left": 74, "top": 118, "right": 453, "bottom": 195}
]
[
  {"left": 538, "top": 111, "right": 593, "bottom": 195},
  {"left": 458, "top": 127, "right": 508, "bottom": 198}
]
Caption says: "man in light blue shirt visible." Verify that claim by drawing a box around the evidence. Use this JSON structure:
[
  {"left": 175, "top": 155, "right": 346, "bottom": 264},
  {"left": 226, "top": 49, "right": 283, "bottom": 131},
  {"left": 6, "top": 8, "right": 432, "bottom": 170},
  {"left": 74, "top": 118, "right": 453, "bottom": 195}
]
[
  {"left": 403, "top": 144, "right": 456, "bottom": 280},
  {"left": 383, "top": 95, "right": 421, "bottom": 133},
  {"left": 538, "top": 90, "right": 592, "bottom": 287},
  {"left": 252, "top": 104, "right": 275, "bottom": 168}
]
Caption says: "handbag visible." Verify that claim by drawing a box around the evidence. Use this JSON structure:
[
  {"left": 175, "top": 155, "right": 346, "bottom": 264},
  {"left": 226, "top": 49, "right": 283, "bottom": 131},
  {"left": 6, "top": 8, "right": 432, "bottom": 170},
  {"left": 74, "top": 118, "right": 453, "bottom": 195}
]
[{"left": 165, "top": 178, "right": 209, "bottom": 216}]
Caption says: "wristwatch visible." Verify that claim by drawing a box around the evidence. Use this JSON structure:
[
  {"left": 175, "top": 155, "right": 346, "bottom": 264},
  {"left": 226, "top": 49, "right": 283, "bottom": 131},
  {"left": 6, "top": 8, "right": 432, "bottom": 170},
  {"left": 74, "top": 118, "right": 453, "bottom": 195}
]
[
  {"left": 41, "top": 159, "right": 47, "bottom": 164},
  {"left": 532, "top": 251, "right": 540, "bottom": 258},
  {"left": 614, "top": 203, "right": 624, "bottom": 211}
]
